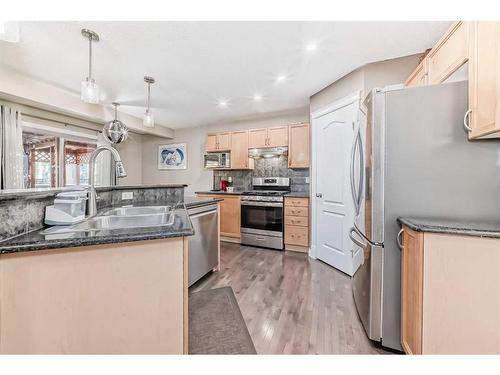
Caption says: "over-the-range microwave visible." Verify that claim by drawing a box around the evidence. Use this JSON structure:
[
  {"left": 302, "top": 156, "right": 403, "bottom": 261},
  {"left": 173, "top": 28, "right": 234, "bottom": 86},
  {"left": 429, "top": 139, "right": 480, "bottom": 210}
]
[{"left": 204, "top": 152, "right": 231, "bottom": 169}]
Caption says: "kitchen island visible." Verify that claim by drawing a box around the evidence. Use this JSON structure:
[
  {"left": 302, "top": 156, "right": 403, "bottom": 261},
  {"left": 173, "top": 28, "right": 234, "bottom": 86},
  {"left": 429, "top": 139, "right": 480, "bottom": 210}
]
[{"left": 0, "top": 204, "right": 194, "bottom": 354}]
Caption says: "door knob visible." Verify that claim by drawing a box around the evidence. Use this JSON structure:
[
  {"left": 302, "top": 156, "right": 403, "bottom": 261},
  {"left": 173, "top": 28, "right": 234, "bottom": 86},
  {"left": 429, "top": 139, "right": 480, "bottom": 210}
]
[{"left": 316, "top": 193, "right": 323, "bottom": 198}]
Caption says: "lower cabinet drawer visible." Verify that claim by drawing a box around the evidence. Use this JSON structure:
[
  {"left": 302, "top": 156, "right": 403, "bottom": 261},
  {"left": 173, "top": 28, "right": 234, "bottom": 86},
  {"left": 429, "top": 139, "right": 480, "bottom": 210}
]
[
  {"left": 285, "top": 206, "right": 308, "bottom": 217},
  {"left": 285, "top": 225, "right": 309, "bottom": 246},
  {"left": 285, "top": 216, "right": 308, "bottom": 227}
]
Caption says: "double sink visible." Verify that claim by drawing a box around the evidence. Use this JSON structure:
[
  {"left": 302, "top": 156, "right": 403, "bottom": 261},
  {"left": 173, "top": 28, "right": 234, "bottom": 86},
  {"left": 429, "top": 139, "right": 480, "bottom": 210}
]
[{"left": 41, "top": 205, "right": 176, "bottom": 235}]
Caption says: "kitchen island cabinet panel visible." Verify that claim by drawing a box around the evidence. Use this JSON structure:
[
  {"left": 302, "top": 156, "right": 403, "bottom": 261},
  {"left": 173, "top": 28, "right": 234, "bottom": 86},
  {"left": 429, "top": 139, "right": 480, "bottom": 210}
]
[{"left": 0, "top": 238, "right": 188, "bottom": 354}]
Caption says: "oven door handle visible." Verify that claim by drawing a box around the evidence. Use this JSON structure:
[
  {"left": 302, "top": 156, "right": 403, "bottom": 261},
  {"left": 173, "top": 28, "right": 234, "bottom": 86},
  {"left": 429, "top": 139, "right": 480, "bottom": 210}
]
[{"left": 241, "top": 201, "right": 283, "bottom": 207}]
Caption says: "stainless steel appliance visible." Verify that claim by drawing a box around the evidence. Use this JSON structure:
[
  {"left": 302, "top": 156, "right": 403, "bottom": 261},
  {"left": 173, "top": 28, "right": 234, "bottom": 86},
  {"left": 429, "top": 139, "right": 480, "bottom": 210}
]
[
  {"left": 349, "top": 81, "right": 500, "bottom": 351},
  {"left": 241, "top": 177, "right": 290, "bottom": 250},
  {"left": 248, "top": 147, "right": 288, "bottom": 159},
  {"left": 204, "top": 152, "right": 230, "bottom": 169},
  {"left": 187, "top": 203, "right": 219, "bottom": 286}
]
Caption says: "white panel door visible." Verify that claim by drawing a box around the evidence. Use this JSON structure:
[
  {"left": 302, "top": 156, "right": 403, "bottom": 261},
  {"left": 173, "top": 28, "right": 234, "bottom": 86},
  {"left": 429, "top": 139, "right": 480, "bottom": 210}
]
[{"left": 313, "top": 99, "right": 362, "bottom": 276}]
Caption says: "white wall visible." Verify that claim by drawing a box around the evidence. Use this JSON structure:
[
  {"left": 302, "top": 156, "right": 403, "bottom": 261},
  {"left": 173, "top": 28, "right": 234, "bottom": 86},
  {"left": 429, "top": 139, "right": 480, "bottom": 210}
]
[
  {"left": 141, "top": 109, "right": 309, "bottom": 196},
  {"left": 310, "top": 54, "right": 422, "bottom": 113},
  {"left": 116, "top": 133, "right": 144, "bottom": 186}
]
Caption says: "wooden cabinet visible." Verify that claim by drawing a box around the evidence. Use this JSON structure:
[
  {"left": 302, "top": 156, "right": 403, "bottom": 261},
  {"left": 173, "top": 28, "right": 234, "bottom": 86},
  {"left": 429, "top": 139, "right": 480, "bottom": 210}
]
[
  {"left": 427, "top": 21, "right": 469, "bottom": 84},
  {"left": 468, "top": 21, "right": 500, "bottom": 139},
  {"left": 230, "top": 130, "right": 253, "bottom": 170},
  {"left": 405, "top": 21, "right": 500, "bottom": 139},
  {"left": 267, "top": 126, "right": 288, "bottom": 147},
  {"left": 288, "top": 123, "right": 310, "bottom": 168},
  {"left": 404, "top": 58, "right": 428, "bottom": 87},
  {"left": 401, "top": 226, "right": 424, "bottom": 355},
  {"left": 284, "top": 197, "right": 309, "bottom": 252},
  {"left": 206, "top": 134, "right": 218, "bottom": 151},
  {"left": 249, "top": 126, "right": 288, "bottom": 148},
  {"left": 196, "top": 194, "right": 241, "bottom": 240},
  {"left": 400, "top": 224, "right": 500, "bottom": 354},
  {"left": 248, "top": 128, "right": 268, "bottom": 148},
  {"left": 0, "top": 238, "right": 188, "bottom": 354},
  {"left": 206, "top": 132, "right": 231, "bottom": 151}
]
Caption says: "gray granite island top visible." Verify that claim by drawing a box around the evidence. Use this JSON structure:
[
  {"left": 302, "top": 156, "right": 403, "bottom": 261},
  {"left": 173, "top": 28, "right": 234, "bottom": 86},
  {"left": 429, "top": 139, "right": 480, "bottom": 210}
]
[
  {"left": 0, "top": 206, "right": 195, "bottom": 254},
  {"left": 195, "top": 190, "right": 244, "bottom": 195},
  {"left": 398, "top": 217, "right": 500, "bottom": 239}
]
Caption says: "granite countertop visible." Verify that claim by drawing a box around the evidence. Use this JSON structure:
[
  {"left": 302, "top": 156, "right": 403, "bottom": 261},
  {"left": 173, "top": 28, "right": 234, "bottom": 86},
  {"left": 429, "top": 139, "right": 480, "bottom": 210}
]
[
  {"left": 195, "top": 190, "right": 244, "bottom": 195},
  {"left": 285, "top": 192, "right": 310, "bottom": 198},
  {"left": 398, "top": 217, "right": 500, "bottom": 239},
  {"left": 0, "top": 206, "right": 194, "bottom": 254},
  {"left": 184, "top": 196, "right": 224, "bottom": 208},
  {"left": 0, "top": 184, "right": 188, "bottom": 201}
]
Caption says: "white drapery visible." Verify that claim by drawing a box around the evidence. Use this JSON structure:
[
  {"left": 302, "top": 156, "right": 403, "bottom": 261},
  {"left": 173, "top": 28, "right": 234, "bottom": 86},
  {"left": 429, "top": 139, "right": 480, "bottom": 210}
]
[
  {"left": 0, "top": 105, "right": 24, "bottom": 189},
  {"left": 94, "top": 132, "right": 113, "bottom": 186}
]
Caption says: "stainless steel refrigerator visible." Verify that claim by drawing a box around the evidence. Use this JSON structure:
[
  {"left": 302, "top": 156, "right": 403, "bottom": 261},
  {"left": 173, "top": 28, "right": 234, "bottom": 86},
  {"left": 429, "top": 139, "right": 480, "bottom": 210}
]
[{"left": 349, "top": 81, "right": 500, "bottom": 351}]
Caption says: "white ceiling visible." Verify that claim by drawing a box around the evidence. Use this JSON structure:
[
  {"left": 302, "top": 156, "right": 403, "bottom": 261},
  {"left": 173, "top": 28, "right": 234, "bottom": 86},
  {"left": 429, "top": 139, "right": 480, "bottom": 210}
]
[{"left": 0, "top": 21, "right": 451, "bottom": 129}]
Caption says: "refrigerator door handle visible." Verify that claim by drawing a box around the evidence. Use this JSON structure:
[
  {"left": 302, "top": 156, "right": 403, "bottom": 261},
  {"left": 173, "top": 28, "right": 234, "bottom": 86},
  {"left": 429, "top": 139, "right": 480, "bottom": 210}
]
[
  {"left": 356, "top": 126, "right": 365, "bottom": 211},
  {"left": 354, "top": 223, "right": 384, "bottom": 248},
  {"left": 349, "top": 226, "right": 367, "bottom": 248},
  {"left": 350, "top": 127, "right": 361, "bottom": 215}
]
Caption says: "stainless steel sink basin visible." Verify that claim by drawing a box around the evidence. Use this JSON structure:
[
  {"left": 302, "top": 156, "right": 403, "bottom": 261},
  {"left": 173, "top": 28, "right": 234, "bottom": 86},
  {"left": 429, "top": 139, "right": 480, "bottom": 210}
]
[
  {"left": 41, "top": 212, "right": 175, "bottom": 235},
  {"left": 101, "top": 205, "right": 172, "bottom": 216}
]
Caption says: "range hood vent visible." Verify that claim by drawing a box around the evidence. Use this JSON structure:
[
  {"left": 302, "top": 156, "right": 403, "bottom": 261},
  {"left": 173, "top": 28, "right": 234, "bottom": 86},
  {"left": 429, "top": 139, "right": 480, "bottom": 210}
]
[{"left": 248, "top": 147, "right": 288, "bottom": 159}]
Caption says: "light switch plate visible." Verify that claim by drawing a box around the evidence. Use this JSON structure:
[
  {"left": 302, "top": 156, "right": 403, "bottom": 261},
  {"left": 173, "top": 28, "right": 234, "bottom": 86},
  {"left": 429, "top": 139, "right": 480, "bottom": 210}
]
[
  {"left": 305, "top": 177, "right": 310, "bottom": 184},
  {"left": 121, "top": 191, "right": 133, "bottom": 200}
]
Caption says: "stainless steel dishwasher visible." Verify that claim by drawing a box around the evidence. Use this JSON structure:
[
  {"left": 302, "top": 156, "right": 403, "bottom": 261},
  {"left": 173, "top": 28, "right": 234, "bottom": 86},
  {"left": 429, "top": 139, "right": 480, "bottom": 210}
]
[{"left": 187, "top": 203, "right": 219, "bottom": 287}]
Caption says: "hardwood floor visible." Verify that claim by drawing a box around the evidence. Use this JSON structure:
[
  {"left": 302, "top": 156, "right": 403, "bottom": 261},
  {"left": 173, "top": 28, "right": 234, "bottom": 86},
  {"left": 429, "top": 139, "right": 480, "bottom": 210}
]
[{"left": 190, "top": 242, "right": 391, "bottom": 354}]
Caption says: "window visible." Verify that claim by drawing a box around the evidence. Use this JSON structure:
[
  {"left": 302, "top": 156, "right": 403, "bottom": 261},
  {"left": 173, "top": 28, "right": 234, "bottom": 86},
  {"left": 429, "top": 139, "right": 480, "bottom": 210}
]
[
  {"left": 22, "top": 130, "right": 97, "bottom": 189},
  {"left": 63, "top": 141, "right": 96, "bottom": 186}
]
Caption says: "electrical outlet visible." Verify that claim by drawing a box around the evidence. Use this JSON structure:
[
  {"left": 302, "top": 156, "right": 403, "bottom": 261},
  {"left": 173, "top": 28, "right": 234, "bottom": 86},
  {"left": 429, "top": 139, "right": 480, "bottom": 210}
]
[{"left": 121, "top": 191, "right": 133, "bottom": 200}]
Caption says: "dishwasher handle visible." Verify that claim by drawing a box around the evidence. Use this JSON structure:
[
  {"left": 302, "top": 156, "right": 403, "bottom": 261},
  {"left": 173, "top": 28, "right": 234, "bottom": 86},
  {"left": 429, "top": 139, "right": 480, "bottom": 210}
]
[{"left": 187, "top": 204, "right": 218, "bottom": 217}]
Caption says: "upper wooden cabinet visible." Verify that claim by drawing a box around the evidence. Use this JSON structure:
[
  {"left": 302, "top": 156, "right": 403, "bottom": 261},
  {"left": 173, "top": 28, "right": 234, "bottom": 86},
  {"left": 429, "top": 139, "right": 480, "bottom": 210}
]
[
  {"left": 405, "top": 21, "right": 500, "bottom": 139},
  {"left": 248, "top": 128, "right": 268, "bottom": 148},
  {"left": 249, "top": 126, "right": 288, "bottom": 148},
  {"left": 230, "top": 130, "right": 253, "bottom": 170},
  {"left": 468, "top": 21, "right": 500, "bottom": 139},
  {"left": 405, "top": 58, "right": 428, "bottom": 87},
  {"left": 427, "top": 21, "right": 469, "bottom": 85},
  {"left": 288, "top": 123, "right": 310, "bottom": 168},
  {"left": 267, "top": 126, "right": 289, "bottom": 147},
  {"left": 206, "top": 132, "right": 231, "bottom": 152}
]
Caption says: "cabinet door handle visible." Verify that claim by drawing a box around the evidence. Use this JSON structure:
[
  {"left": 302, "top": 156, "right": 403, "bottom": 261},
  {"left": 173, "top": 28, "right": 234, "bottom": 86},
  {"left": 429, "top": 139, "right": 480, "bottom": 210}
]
[
  {"left": 463, "top": 109, "right": 472, "bottom": 133},
  {"left": 397, "top": 229, "right": 404, "bottom": 250}
]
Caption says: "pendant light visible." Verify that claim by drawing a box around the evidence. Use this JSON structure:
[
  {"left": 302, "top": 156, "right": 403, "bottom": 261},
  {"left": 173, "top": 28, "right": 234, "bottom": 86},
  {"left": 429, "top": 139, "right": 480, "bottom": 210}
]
[
  {"left": 81, "top": 29, "right": 100, "bottom": 104},
  {"left": 103, "top": 102, "right": 129, "bottom": 144},
  {"left": 143, "top": 76, "right": 155, "bottom": 128}
]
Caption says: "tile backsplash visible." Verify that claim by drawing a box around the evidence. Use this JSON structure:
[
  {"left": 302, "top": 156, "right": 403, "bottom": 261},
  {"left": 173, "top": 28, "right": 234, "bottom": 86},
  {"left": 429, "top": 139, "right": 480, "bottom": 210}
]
[{"left": 214, "top": 156, "right": 309, "bottom": 192}]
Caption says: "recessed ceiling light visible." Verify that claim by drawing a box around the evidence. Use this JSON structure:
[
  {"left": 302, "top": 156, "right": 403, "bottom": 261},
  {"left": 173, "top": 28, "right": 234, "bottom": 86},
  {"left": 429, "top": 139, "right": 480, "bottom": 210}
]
[
  {"left": 253, "top": 94, "right": 263, "bottom": 101},
  {"left": 305, "top": 42, "right": 318, "bottom": 52},
  {"left": 217, "top": 99, "right": 228, "bottom": 108},
  {"left": 275, "top": 75, "right": 287, "bottom": 83}
]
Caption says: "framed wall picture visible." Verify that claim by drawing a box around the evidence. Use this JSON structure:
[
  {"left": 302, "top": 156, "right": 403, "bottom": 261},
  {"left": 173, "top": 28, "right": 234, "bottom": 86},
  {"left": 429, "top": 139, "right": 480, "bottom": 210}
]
[{"left": 158, "top": 143, "right": 187, "bottom": 170}]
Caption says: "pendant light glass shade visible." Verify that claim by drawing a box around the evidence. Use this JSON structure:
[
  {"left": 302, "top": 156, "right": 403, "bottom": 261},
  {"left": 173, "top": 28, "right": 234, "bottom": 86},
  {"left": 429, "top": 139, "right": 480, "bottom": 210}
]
[
  {"left": 0, "top": 22, "right": 20, "bottom": 43},
  {"left": 143, "top": 76, "right": 155, "bottom": 128},
  {"left": 81, "top": 78, "right": 100, "bottom": 104},
  {"left": 143, "top": 109, "right": 155, "bottom": 128},
  {"left": 81, "top": 29, "right": 100, "bottom": 104}
]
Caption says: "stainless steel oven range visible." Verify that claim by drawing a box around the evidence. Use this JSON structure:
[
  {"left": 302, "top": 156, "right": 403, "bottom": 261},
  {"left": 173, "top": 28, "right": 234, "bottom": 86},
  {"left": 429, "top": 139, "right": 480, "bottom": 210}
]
[{"left": 240, "top": 177, "right": 290, "bottom": 250}]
